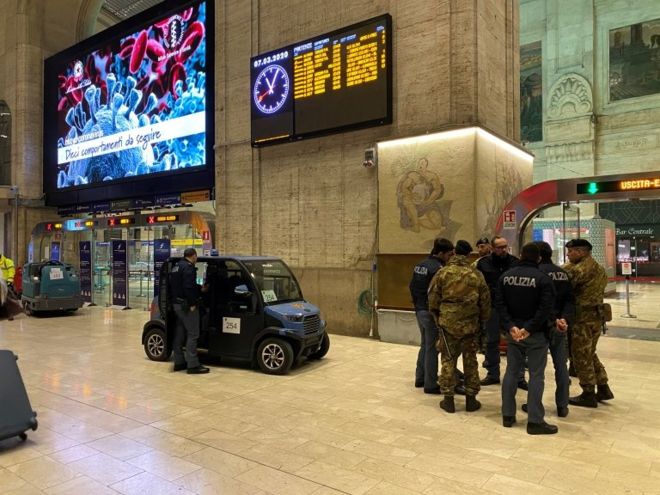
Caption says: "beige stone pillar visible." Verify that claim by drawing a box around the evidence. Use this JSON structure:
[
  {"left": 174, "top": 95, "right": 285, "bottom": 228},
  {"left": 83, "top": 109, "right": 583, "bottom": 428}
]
[{"left": 449, "top": 0, "right": 520, "bottom": 140}]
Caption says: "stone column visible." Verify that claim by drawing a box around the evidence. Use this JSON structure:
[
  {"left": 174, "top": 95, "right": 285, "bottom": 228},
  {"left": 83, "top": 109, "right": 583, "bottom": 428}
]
[{"left": 449, "top": 0, "right": 520, "bottom": 139}]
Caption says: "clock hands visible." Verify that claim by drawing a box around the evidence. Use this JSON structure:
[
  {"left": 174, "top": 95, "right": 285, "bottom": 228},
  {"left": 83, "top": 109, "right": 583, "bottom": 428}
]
[
  {"left": 265, "top": 67, "right": 280, "bottom": 94},
  {"left": 254, "top": 64, "right": 289, "bottom": 114},
  {"left": 257, "top": 89, "right": 270, "bottom": 102}
]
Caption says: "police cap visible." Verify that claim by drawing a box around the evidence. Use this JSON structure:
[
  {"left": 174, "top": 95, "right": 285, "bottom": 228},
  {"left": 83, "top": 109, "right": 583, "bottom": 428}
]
[
  {"left": 476, "top": 237, "right": 490, "bottom": 246},
  {"left": 565, "top": 238, "right": 592, "bottom": 250}
]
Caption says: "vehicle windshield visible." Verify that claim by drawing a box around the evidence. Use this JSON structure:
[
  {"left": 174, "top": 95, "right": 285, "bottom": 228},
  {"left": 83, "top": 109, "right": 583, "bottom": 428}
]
[{"left": 243, "top": 260, "right": 302, "bottom": 305}]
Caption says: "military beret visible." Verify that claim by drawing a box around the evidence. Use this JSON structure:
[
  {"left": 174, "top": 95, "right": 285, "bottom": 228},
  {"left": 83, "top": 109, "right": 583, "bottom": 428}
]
[
  {"left": 476, "top": 237, "right": 490, "bottom": 246},
  {"left": 565, "top": 238, "right": 592, "bottom": 250}
]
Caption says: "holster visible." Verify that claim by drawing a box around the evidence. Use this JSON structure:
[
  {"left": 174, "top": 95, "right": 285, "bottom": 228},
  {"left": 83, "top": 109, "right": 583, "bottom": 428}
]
[{"left": 175, "top": 297, "right": 190, "bottom": 312}]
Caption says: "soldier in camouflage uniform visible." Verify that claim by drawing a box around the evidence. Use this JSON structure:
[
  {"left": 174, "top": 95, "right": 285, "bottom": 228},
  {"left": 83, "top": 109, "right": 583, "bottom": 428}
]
[
  {"left": 562, "top": 239, "right": 614, "bottom": 408},
  {"left": 429, "top": 240, "right": 491, "bottom": 413}
]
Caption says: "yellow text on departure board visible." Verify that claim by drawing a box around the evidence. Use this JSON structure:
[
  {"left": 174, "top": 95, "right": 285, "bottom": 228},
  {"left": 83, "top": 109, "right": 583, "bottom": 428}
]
[
  {"left": 346, "top": 31, "right": 378, "bottom": 87},
  {"left": 293, "top": 28, "right": 386, "bottom": 100}
]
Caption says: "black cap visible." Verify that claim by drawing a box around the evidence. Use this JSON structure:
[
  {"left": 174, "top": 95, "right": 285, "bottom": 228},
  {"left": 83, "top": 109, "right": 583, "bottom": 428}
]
[
  {"left": 455, "top": 240, "right": 472, "bottom": 256},
  {"left": 565, "top": 239, "right": 592, "bottom": 250},
  {"left": 476, "top": 237, "right": 490, "bottom": 246}
]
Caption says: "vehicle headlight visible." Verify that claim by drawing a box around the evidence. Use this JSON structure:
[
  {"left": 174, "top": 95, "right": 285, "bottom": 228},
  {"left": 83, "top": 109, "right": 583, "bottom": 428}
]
[{"left": 284, "top": 314, "right": 304, "bottom": 322}]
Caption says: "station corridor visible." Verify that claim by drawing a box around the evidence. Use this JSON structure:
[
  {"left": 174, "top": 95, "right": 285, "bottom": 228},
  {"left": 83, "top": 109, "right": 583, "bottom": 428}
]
[{"left": 1, "top": 308, "right": 660, "bottom": 495}]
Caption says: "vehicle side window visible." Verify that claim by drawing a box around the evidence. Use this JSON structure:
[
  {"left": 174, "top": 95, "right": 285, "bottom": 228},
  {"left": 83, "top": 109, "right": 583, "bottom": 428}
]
[{"left": 207, "top": 261, "right": 255, "bottom": 314}]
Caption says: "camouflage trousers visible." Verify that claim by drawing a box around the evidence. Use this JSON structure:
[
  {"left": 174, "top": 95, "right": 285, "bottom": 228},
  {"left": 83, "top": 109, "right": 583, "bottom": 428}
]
[
  {"left": 438, "top": 332, "right": 480, "bottom": 396},
  {"left": 572, "top": 320, "right": 608, "bottom": 393}
]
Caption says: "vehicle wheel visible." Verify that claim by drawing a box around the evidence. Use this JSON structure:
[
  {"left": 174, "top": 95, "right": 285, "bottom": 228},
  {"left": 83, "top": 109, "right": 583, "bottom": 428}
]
[
  {"left": 144, "top": 327, "right": 171, "bottom": 362},
  {"left": 308, "top": 332, "right": 330, "bottom": 360},
  {"left": 257, "top": 338, "right": 294, "bottom": 375}
]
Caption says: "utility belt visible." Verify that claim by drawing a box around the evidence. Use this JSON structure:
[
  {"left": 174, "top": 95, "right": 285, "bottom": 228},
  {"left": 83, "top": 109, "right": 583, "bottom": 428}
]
[{"left": 576, "top": 303, "right": 612, "bottom": 322}]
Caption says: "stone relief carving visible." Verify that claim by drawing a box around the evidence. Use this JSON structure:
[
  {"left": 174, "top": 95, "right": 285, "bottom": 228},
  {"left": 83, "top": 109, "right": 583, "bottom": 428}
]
[
  {"left": 547, "top": 73, "right": 593, "bottom": 120},
  {"left": 545, "top": 141, "right": 594, "bottom": 163}
]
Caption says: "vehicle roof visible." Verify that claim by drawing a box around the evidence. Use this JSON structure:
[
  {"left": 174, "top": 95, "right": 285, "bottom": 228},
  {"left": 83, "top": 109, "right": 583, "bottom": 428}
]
[{"left": 192, "top": 255, "right": 283, "bottom": 262}]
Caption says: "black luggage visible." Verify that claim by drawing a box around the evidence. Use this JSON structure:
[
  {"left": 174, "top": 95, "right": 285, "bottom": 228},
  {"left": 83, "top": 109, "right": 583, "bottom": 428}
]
[{"left": 0, "top": 350, "right": 38, "bottom": 442}]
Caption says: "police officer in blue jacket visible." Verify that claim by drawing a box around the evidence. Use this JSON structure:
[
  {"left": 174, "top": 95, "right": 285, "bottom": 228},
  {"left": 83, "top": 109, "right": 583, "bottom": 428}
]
[
  {"left": 170, "top": 248, "right": 210, "bottom": 375},
  {"left": 535, "top": 241, "right": 574, "bottom": 417},
  {"left": 496, "top": 242, "right": 557, "bottom": 435},
  {"left": 411, "top": 238, "right": 454, "bottom": 393},
  {"left": 476, "top": 236, "right": 520, "bottom": 386}
]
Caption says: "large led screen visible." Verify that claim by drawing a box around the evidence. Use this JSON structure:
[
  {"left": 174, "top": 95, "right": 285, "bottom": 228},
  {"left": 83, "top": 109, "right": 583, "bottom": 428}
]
[
  {"left": 250, "top": 14, "right": 392, "bottom": 146},
  {"left": 44, "top": 0, "right": 214, "bottom": 206}
]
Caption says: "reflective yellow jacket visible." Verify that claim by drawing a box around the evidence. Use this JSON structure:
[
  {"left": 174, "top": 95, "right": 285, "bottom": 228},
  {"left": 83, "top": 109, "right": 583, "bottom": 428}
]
[{"left": 0, "top": 255, "right": 15, "bottom": 283}]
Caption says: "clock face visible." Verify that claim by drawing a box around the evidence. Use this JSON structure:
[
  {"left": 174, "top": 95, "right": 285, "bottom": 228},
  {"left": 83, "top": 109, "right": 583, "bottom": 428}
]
[{"left": 253, "top": 64, "right": 290, "bottom": 114}]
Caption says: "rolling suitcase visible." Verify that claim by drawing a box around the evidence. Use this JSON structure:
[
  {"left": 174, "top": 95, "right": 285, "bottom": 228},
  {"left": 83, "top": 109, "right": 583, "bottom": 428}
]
[{"left": 0, "top": 350, "right": 38, "bottom": 442}]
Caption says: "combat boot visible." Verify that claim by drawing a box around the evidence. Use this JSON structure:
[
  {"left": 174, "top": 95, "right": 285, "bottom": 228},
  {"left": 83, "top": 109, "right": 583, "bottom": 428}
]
[
  {"left": 439, "top": 396, "right": 455, "bottom": 413},
  {"left": 465, "top": 395, "right": 481, "bottom": 412},
  {"left": 569, "top": 391, "right": 598, "bottom": 408},
  {"left": 596, "top": 384, "right": 614, "bottom": 401}
]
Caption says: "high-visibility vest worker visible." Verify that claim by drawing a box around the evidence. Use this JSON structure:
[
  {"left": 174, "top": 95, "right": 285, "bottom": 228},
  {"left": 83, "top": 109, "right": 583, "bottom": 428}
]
[{"left": 0, "top": 255, "right": 15, "bottom": 284}]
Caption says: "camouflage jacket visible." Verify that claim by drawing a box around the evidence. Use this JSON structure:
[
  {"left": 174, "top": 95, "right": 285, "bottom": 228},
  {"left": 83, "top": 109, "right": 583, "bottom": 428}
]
[
  {"left": 428, "top": 255, "right": 491, "bottom": 336},
  {"left": 562, "top": 255, "right": 607, "bottom": 321}
]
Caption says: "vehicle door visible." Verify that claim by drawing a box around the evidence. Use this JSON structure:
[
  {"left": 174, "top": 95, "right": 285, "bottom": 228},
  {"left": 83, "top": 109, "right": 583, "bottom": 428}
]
[{"left": 205, "top": 260, "right": 263, "bottom": 359}]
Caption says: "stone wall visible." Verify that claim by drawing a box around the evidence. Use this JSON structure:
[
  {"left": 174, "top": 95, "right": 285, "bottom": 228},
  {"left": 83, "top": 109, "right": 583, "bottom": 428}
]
[
  {"left": 0, "top": 0, "right": 520, "bottom": 335},
  {"left": 217, "top": 0, "right": 520, "bottom": 334},
  {"left": 521, "top": 0, "right": 660, "bottom": 184}
]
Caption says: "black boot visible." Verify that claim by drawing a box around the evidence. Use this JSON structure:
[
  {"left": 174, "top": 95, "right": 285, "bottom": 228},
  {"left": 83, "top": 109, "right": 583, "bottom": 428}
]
[
  {"left": 440, "top": 396, "right": 455, "bottom": 413},
  {"left": 569, "top": 391, "right": 597, "bottom": 408},
  {"left": 502, "top": 416, "right": 516, "bottom": 427},
  {"left": 557, "top": 406, "right": 569, "bottom": 417},
  {"left": 454, "top": 384, "right": 466, "bottom": 396},
  {"left": 527, "top": 422, "right": 558, "bottom": 435},
  {"left": 465, "top": 395, "right": 481, "bottom": 412},
  {"left": 596, "top": 384, "right": 614, "bottom": 401}
]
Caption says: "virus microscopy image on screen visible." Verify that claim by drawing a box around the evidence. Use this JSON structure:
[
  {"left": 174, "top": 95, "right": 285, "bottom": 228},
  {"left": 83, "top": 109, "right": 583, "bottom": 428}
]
[{"left": 54, "top": 1, "right": 207, "bottom": 189}]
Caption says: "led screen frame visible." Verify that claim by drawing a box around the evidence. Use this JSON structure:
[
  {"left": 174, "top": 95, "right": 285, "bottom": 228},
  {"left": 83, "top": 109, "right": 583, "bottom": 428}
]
[
  {"left": 250, "top": 14, "right": 392, "bottom": 147},
  {"left": 43, "top": 0, "right": 215, "bottom": 207}
]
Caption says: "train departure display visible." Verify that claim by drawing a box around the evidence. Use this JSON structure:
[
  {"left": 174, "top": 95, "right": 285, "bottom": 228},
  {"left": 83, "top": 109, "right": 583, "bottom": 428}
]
[{"left": 250, "top": 14, "right": 392, "bottom": 146}]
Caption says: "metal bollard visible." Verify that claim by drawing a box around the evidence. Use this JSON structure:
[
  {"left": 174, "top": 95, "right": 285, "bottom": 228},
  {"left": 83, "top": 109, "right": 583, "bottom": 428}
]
[{"left": 620, "top": 275, "right": 637, "bottom": 319}]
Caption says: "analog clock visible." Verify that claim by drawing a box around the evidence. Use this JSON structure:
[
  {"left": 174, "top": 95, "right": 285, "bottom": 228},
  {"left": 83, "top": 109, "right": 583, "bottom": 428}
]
[{"left": 253, "top": 64, "right": 290, "bottom": 114}]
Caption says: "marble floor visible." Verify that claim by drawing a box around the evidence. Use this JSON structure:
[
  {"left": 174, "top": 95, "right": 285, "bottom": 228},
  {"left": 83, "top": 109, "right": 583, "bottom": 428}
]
[
  {"left": 1, "top": 307, "right": 660, "bottom": 495},
  {"left": 607, "top": 282, "right": 660, "bottom": 330}
]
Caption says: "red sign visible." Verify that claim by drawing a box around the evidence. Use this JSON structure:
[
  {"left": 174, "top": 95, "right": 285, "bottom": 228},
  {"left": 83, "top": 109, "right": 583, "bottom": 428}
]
[
  {"left": 201, "top": 231, "right": 210, "bottom": 241},
  {"left": 621, "top": 262, "right": 632, "bottom": 276},
  {"left": 503, "top": 210, "right": 516, "bottom": 229}
]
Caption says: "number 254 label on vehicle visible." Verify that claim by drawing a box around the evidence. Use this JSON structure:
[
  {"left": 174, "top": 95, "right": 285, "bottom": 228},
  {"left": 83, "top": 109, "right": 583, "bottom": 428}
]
[{"left": 223, "top": 317, "right": 241, "bottom": 334}]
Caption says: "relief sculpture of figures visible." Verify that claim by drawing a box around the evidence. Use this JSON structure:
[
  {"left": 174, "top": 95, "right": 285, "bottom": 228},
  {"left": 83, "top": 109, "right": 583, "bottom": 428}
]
[
  {"left": 482, "top": 163, "right": 523, "bottom": 237},
  {"left": 396, "top": 158, "right": 445, "bottom": 233}
]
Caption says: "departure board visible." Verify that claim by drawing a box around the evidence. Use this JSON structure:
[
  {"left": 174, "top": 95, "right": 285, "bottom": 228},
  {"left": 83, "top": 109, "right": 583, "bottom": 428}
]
[{"left": 250, "top": 14, "right": 392, "bottom": 146}]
